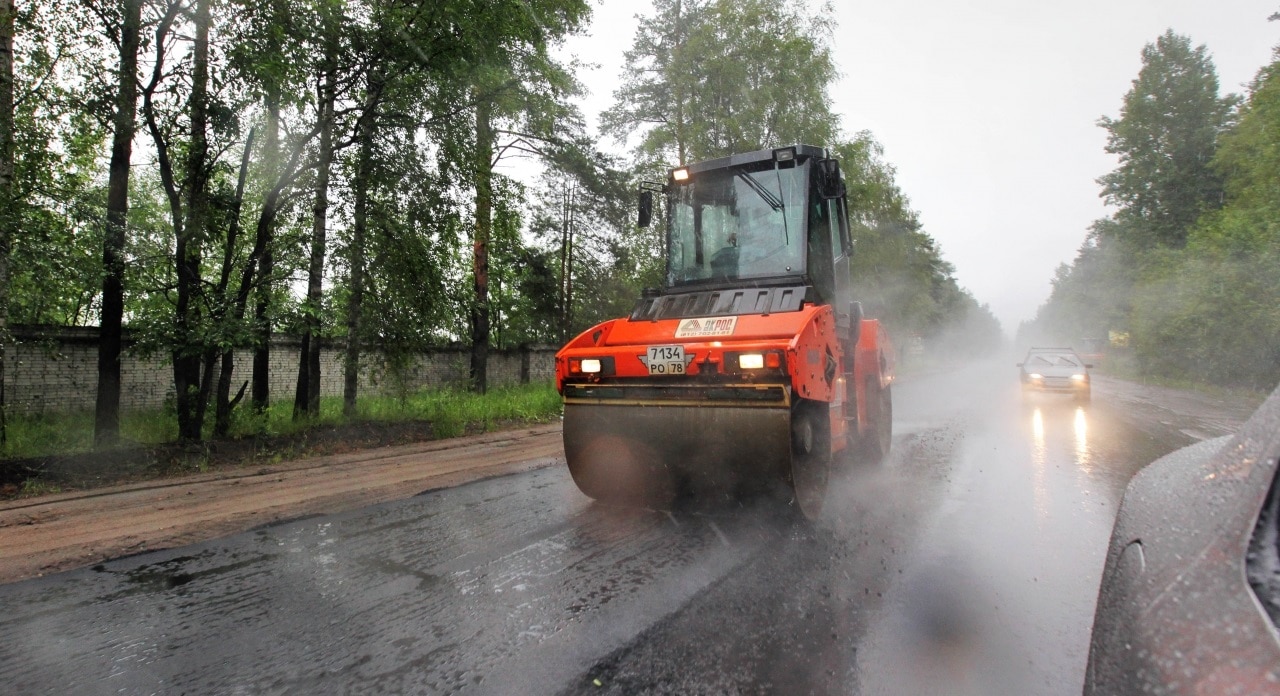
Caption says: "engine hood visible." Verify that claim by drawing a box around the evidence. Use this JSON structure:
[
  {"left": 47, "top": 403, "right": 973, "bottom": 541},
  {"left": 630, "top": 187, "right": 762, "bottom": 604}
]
[{"left": 603, "top": 304, "right": 824, "bottom": 348}]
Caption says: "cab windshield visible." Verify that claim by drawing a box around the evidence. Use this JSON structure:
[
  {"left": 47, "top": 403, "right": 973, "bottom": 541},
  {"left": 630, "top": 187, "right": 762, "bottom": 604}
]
[{"left": 667, "top": 161, "right": 808, "bottom": 287}]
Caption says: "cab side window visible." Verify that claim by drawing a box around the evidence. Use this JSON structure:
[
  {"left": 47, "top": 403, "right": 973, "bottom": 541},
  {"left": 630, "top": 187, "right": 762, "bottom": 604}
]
[{"left": 808, "top": 194, "right": 835, "bottom": 302}]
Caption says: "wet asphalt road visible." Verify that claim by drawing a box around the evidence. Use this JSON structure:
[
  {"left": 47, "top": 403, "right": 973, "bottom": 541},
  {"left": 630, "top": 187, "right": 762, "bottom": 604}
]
[{"left": 0, "top": 362, "right": 1243, "bottom": 695}]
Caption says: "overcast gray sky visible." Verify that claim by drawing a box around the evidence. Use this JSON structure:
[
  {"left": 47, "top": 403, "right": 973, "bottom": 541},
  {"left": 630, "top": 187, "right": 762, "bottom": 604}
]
[{"left": 559, "top": 0, "right": 1279, "bottom": 333}]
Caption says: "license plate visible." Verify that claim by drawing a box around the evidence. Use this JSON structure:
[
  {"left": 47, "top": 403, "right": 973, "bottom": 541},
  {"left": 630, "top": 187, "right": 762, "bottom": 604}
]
[{"left": 647, "top": 345, "right": 686, "bottom": 375}]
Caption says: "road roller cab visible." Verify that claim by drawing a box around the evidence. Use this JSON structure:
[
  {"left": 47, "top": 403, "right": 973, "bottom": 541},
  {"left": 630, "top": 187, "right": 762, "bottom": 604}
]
[{"left": 556, "top": 145, "right": 894, "bottom": 518}]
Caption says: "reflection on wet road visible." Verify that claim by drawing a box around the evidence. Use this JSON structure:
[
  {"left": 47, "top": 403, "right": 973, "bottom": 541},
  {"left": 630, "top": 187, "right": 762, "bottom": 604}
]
[
  {"left": 856, "top": 376, "right": 1157, "bottom": 696},
  {"left": 0, "top": 362, "right": 1241, "bottom": 694}
]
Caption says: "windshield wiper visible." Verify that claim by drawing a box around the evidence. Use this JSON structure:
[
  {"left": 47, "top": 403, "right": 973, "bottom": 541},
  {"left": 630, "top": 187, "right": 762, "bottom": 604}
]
[{"left": 734, "top": 168, "right": 784, "bottom": 211}]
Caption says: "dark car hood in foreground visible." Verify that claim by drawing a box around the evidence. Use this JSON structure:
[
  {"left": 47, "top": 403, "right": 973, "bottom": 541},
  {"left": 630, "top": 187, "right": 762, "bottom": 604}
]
[{"left": 1085, "top": 385, "right": 1280, "bottom": 695}]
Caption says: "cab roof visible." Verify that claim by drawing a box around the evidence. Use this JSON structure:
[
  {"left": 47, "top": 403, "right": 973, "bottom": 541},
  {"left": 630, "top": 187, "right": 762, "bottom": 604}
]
[{"left": 679, "top": 144, "right": 828, "bottom": 177}]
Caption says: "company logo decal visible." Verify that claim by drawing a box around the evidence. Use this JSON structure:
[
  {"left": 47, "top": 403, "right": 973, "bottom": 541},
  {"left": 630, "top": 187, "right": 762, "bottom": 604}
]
[{"left": 675, "top": 316, "right": 738, "bottom": 338}]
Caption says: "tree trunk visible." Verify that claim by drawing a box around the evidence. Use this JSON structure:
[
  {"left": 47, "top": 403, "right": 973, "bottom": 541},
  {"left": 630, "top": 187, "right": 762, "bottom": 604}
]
[
  {"left": 470, "top": 94, "right": 493, "bottom": 394},
  {"left": 296, "top": 53, "right": 336, "bottom": 419},
  {"left": 214, "top": 350, "right": 237, "bottom": 433},
  {"left": 565, "top": 200, "right": 574, "bottom": 334},
  {"left": 174, "top": 0, "right": 212, "bottom": 442},
  {"left": 253, "top": 247, "right": 273, "bottom": 413},
  {"left": 344, "top": 75, "right": 381, "bottom": 417},
  {"left": 343, "top": 181, "right": 365, "bottom": 416},
  {"left": 94, "top": 0, "right": 141, "bottom": 447},
  {"left": 672, "top": 0, "right": 687, "bottom": 165},
  {"left": 252, "top": 89, "right": 281, "bottom": 415},
  {"left": 213, "top": 129, "right": 256, "bottom": 437},
  {"left": 293, "top": 332, "right": 309, "bottom": 419},
  {"left": 194, "top": 347, "right": 217, "bottom": 430},
  {"left": 560, "top": 184, "right": 576, "bottom": 340},
  {"left": 558, "top": 189, "right": 568, "bottom": 343},
  {"left": 0, "top": 0, "right": 13, "bottom": 445}
]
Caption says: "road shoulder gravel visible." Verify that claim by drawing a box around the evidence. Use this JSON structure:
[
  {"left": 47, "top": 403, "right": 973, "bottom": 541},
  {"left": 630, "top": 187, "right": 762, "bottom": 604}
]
[{"left": 0, "top": 424, "right": 564, "bottom": 584}]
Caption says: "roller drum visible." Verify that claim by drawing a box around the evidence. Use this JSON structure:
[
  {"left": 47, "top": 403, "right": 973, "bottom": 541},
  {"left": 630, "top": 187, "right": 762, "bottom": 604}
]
[{"left": 563, "top": 403, "right": 793, "bottom": 506}]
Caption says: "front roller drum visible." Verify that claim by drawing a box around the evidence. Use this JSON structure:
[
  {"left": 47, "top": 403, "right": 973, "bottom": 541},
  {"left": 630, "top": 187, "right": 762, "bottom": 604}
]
[
  {"left": 563, "top": 403, "right": 792, "bottom": 508},
  {"left": 563, "top": 400, "right": 832, "bottom": 519}
]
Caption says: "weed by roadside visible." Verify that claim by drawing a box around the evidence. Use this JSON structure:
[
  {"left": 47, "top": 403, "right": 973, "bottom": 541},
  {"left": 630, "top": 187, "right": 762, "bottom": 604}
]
[
  {"left": 3, "top": 383, "right": 561, "bottom": 461},
  {"left": 0, "top": 383, "right": 564, "bottom": 496},
  {"left": 19, "top": 479, "right": 63, "bottom": 498}
]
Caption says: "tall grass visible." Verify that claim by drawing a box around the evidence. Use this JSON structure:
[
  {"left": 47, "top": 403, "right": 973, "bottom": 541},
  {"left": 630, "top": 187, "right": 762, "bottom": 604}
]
[
  {"left": 3, "top": 409, "right": 179, "bottom": 459},
  {"left": 2, "top": 383, "right": 563, "bottom": 460}
]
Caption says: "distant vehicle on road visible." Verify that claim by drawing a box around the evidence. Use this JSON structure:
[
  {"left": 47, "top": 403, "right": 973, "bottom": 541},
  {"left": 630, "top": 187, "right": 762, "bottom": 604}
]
[
  {"left": 1017, "top": 347, "right": 1092, "bottom": 402},
  {"left": 1079, "top": 337, "right": 1107, "bottom": 363},
  {"left": 1084, "top": 384, "right": 1280, "bottom": 694}
]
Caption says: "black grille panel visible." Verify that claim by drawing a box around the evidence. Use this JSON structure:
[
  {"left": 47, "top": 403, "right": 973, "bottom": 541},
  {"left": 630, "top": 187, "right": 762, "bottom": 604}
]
[{"left": 630, "top": 286, "right": 807, "bottom": 321}]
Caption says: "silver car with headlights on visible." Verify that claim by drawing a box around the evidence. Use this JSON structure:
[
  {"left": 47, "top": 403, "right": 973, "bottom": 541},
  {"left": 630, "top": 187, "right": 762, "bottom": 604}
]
[{"left": 1018, "top": 347, "right": 1092, "bottom": 402}]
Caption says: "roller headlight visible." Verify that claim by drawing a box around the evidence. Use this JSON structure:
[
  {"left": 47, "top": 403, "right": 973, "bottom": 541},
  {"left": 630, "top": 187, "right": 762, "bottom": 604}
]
[
  {"left": 568, "top": 357, "right": 612, "bottom": 375},
  {"left": 730, "top": 350, "right": 782, "bottom": 372}
]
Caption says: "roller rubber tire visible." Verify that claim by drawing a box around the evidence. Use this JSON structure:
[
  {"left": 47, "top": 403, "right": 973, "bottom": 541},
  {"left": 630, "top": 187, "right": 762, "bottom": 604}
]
[
  {"left": 857, "top": 377, "right": 892, "bottom": 464},
  {"left": 790, "top": 400, "right": 830, "bottom": 520}
]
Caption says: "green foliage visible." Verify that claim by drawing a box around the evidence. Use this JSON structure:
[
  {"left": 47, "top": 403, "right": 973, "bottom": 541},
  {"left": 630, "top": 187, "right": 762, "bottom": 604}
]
[
  {"left": 11, "top": 0, "right": 109, "bottom": 325},
  {"left": 1030, "top": 30, "right": 1280, "bottom": 390},
  {"left": 521, "top": 145, "right": 656, "bottom": 343},
  {"left": 835, "top": 135, "right": 913, "bottom": 229},
  {"left": 1097, "top": 30, "right": 1235, "bottom": 250},
  {"left": 1129, "top": 242, "right": 1279, "bottom": 389},
  {"left": 14, "top": 0, "right": 598, "bottom": 436},
  {"left": 332, "top": 98, "right": 471, "bottom": 359},
  {"left": 1125, "top": 54, "right": 1280, "bottom": 390},
  {"left": 15, "top": 0, "right": 1008, "bottom": 445},
  {"left": 603, "top": 0, "right": 839, "bottom": 164}
]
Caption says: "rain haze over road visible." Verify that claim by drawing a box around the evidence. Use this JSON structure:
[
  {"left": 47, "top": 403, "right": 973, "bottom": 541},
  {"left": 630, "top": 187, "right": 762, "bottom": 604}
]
[{"left": 0, "top": 364, "right": 1253, "bottom": 694}]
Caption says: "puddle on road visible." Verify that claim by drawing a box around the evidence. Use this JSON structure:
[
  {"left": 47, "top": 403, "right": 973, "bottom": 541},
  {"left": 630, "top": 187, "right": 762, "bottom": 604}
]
[{"left": 89, "top": 550, "right": 272, "bottom": 601}]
